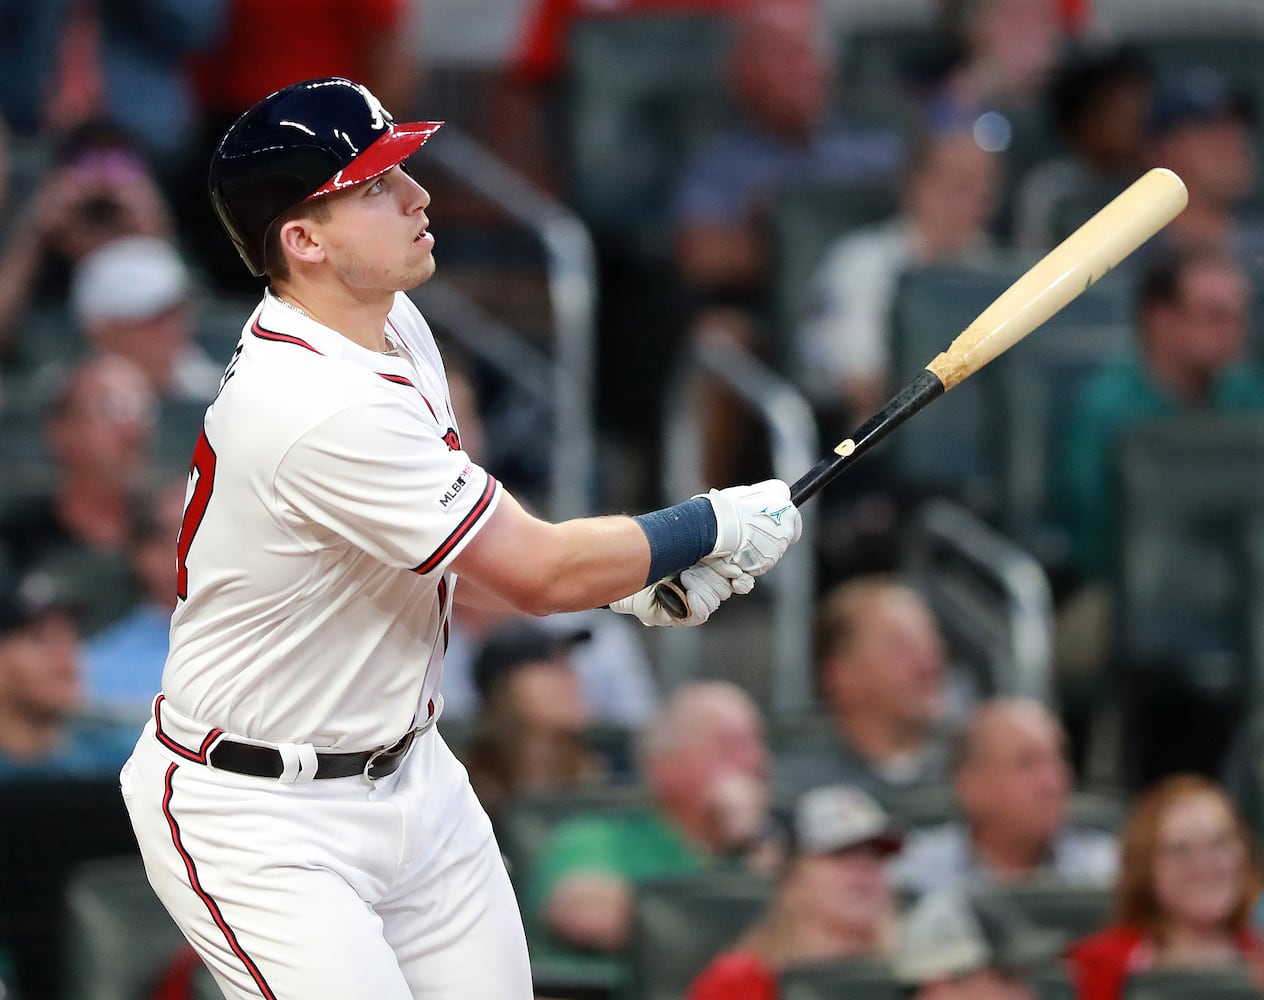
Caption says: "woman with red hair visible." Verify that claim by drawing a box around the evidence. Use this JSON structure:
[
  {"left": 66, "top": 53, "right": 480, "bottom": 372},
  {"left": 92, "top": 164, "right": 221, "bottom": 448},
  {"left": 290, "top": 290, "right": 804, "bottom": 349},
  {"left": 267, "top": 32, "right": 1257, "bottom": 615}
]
[{"left": 1069, "top": 775, "right": 1264, "bottom": 999}]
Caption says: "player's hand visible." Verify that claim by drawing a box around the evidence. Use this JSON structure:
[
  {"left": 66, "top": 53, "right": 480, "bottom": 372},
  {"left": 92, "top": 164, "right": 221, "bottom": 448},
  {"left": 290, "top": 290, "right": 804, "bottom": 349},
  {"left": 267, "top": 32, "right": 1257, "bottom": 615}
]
[
  {"left": 702, "top": 479, "right": 802, "bottom": 577},
  {"left": 611, "top": 559, "right": 754, "bottom": 627}
]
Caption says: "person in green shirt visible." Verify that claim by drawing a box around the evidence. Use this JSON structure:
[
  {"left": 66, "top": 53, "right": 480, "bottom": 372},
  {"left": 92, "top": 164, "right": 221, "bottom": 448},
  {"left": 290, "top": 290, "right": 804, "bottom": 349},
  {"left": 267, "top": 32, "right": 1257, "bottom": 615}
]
[
  {"left": 527, "top": 681, "right": 775, "bottom": 960},
  {"left": 1061, "top": 245, "right": 1264, "bottom": 581}
]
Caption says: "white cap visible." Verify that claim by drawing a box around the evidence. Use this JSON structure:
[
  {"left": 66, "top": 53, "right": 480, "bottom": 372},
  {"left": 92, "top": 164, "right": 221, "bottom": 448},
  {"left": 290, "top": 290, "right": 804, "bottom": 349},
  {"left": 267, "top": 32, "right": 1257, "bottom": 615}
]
[
  {"left": 791, "top": 784, "right": 904, "bottom": 856},
  {"left": 72, "top": 236, "right": 191, "bottom": 326}
]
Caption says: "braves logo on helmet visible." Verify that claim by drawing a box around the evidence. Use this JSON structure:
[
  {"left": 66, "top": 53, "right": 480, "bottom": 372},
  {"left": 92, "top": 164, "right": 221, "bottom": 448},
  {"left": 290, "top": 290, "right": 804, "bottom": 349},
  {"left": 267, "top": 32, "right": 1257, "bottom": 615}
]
[{"left": 442, "top": 428, "right": 461, "bottom": 451}]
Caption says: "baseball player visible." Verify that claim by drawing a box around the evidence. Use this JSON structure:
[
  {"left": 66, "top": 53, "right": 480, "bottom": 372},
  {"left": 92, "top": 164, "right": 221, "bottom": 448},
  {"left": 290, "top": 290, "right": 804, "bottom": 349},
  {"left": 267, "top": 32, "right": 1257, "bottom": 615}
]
[{"left": 120, "top": 77, "right": 802, "bottom": 1000}]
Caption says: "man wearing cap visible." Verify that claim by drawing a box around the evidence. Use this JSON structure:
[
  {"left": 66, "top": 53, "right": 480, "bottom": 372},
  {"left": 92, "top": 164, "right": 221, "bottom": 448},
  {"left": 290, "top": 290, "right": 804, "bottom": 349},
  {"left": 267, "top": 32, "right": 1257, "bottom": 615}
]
[
  {"left": 893, "top": 890, "right": 1066, "bottom": 999},
  {"left": 70, "top": 235, "right": 221, "bottom": 402},
  {"left": 687, "top": 784, "right": 903, "bottom": 1000},
  {"left": 118, "top": 77, "right": 801, "bottom": 1000},
  {"left": 0, "top": 571, "right": 137, "bottom": 779}
]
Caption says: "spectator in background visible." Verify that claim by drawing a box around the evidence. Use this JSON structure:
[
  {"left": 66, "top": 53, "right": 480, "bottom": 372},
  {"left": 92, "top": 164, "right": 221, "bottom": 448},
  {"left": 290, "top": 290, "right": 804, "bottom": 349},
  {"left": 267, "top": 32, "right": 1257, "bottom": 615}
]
[
  {"left": 0, "top": 355, "right": 154, "bottom": 631},
  {"left": 528, "top": 681, "right": 774, "bottom": 959},
  {"left": 1146, "top": 70, "right": 1264, "bottom": 264},
  {"left": 0, "top": 1, "right": 224, "bottom": 169},
  {"left": 932, "top": 0, "right": 1065, "bottom": 119},
  {"left": 892, "top": 889, "right": 1066, "bottom": 1000},
  {"left": 463, "top": 619, "right": 606, "bottom": 820},
  {"left": 797, "top": 125, "right": 1000, "bottom": 428},
  {"left": 671, "top": 0, "right": 903, "bottom": 485},
  {"left": 70, "top": 236, "right": 220, "bottom": 402},
  {"left": 1014, "top": 43, "right": 1154, "bottom": 253},
  {"left": 687, "top": 784, "right": 903, "bottom": 1000},
  {"left": 1069, "top": 775, "right": 1264, "bottom": 999},
  {"left": 1060, "top": 247, "right": 1264, "bottom": 583},
  {"left": 775, "top": 577, "right": 954, "bottom": 799},
  {"left": 0, "top": 121, "right": 172, "bottom": 359},
  {"left": 891, "top": 698, "right": 1118, "bottom": 896},
  {"left": 0, "top": 570, "right": 137, "bottom": 779},
  {"left": 83, "top": 479, "right": 185, "bottom": 714}
]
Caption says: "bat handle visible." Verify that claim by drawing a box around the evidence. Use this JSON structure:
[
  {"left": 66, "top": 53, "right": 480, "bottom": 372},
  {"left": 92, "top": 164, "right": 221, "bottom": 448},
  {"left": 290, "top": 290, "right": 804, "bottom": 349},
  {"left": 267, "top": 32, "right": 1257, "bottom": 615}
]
[{"left": 649, "top": 369, "right": 945, "bottom": 620}]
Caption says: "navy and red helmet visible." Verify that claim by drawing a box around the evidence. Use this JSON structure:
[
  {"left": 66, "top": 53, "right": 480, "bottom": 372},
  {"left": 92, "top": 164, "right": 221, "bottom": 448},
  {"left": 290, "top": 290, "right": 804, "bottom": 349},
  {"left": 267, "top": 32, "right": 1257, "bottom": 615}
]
[{"left": 208, "top": 77, "right": 443, "bottom": 277}]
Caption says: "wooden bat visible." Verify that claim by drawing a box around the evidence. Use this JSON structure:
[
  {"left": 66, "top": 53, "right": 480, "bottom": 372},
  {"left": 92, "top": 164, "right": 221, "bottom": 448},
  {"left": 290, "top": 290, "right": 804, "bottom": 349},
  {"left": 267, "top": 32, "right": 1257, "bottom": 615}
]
[{"left": 654, "top": 167, "right": 1189, "bottom": 619}]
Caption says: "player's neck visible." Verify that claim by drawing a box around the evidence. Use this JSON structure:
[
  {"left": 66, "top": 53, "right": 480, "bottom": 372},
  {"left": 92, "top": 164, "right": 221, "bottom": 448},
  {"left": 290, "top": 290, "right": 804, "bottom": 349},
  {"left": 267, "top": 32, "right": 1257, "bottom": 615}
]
[{"left": 271, "top": 279, "right": 394, "bottom": 355}]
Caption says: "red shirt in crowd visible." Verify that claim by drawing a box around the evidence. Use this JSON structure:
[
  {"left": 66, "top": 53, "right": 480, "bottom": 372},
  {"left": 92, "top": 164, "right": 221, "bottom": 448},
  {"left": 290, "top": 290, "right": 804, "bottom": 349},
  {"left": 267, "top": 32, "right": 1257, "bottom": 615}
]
[
  {"left": 193, "top": 0, "right": 409, "bottom": 113},
  {"left": 1069, "top": 926, "right": 1263, "bottom": 1000},
  {"left": 686, "top": 950, "right": 779, "bottom": 1000}
]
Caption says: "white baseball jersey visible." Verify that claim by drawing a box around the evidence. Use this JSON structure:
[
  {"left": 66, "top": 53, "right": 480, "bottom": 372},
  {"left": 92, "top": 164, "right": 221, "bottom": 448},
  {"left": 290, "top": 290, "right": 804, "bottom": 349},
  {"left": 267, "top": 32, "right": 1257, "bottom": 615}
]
[{"left": 163, "top": 289, "right": 499, "bottom": 750}]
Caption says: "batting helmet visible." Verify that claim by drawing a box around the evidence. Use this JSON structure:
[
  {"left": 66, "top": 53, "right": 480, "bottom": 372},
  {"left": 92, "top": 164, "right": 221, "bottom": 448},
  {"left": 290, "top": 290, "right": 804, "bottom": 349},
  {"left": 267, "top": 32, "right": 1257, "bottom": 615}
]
[{"left": 208, "top": 78, "right": 443, "bottom": 277}]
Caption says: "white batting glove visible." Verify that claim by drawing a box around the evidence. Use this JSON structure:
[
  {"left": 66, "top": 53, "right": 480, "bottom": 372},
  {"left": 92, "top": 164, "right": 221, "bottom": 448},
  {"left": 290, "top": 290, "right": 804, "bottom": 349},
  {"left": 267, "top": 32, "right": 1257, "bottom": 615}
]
[
  {"left": 611, "top": 559, "right": 755, "bottom": 627},
  {"left": 702, "top": 479, "right": 803, "bottom": 577}
]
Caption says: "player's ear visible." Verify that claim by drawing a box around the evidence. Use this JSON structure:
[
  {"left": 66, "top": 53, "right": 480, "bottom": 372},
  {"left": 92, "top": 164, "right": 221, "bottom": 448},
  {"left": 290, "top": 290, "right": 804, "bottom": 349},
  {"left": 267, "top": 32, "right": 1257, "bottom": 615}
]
[{"left": 277, "top": 218, "right": 326, "bottom": 267}]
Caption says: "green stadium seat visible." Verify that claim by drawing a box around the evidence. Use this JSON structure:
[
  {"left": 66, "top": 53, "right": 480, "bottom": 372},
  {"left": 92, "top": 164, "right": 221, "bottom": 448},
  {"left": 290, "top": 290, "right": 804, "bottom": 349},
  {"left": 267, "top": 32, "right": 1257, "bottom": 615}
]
[
  {"left": 995, "top": 883, "right": 1113, "bottom": 939},
  {"left": 62, "top": 856, "right": 190, "bottom": 1000},
  {"left": 1033, "top": 967, "right": 1078, "bottom": 1000},
  {"left": 889, "top": 259, "right": 1133, "bottom": 513},
  {"left": 564, "top": 14, "right": 735, "bottom": 243},
  {"left": 999, "top": 319, "right": 1133, "bottom": 567},
  {"left": 780, "top": 957, "right": 901, "bottom": 1000},
  {"left": 1122, "top": 966, "right": 1262, "bottom": 1000},
  {"left": 629, "top": 872, "right": 772, "bottom": 1000},
  {"left": 1114, "top": 415, "right": 1264, "bottom": 696},
  {"left": 768, "top": 179, "right": 901, "bottom": 357}
]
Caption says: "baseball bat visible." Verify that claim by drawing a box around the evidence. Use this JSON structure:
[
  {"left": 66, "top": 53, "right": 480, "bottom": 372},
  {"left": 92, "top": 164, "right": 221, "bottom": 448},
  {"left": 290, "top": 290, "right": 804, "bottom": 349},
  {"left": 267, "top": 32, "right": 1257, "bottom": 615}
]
[{"left": 654, "top": 166, "right": 1189, "bottom": 619}]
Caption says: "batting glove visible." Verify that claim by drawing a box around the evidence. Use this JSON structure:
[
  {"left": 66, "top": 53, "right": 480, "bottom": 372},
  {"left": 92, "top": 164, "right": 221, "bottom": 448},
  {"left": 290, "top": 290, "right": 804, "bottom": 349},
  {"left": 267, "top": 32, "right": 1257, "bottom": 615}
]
[
  {"left": 611, "top": 559, "right": 755, "bottom": 627},
  {"left": 702, "top": 479, "right": 802, "bottom": 577}
]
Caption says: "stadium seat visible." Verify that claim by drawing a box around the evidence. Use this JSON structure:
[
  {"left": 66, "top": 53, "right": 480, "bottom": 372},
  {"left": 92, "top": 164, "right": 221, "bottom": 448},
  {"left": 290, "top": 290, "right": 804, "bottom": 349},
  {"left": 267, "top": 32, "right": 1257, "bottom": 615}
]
[
  {"left": 768, "top": 178, "right": 901, "bottom": 357},
  {"left": 564, "top": 14, "right": 735, "bottom": 244},
  {"left": 889, "top": 260, "right": 1133, "bottom": 512},
  {"left": 1033, "top": 967, "right": 1078, "bottom": 1000},
  {"left": 628, "top": 872, "right": 772, "bottom": 1000},
  {"left": 994, "top": 883, "right": 1113, "bottom": 939},
  {"left": 0, "top": 779, "right": 141, "bottom": 1000},
  {"left": 1122, "top": 966, "right": 1262, "bottom": 999},
  {"left": 999, "top": 318, "right": 1133, "bottom": 567},
  {"left": 837, "top": 23, "right": 944, "bottom": 105},
  {"left": 780, "top": 957, "right": 901, "bottom": 1000},
  {"left": 62, "top": 856, "right": 189, "bottom": 1000},
  {"left": 1114, "top": 415, "right": 1264, "bottom": 696}
]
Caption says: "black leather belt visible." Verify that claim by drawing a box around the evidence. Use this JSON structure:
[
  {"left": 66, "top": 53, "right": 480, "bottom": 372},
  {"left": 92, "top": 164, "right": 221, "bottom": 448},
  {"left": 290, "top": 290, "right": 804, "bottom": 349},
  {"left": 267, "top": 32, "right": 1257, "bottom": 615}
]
[{"left": 208, "top": 728, "right": 418, "bottom": 781}]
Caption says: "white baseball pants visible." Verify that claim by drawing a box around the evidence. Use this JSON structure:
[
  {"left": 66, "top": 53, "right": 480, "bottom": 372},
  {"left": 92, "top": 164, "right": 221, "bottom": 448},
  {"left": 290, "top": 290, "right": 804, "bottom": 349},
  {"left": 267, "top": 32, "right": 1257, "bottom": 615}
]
[{"left": 121, "top": 715, "right": 532, "bottom": 999}]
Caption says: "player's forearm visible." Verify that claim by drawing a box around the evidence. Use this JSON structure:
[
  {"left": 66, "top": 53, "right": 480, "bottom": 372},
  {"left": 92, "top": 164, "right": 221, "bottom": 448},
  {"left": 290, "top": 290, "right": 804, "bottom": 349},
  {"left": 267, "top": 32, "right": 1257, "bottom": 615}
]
[{"left": 452, "top": 495, "right": 652, "bottom": 616}]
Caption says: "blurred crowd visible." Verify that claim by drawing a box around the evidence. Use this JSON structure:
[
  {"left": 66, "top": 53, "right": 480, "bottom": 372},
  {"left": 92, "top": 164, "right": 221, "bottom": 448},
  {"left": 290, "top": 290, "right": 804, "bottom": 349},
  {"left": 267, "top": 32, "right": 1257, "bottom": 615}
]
[{"left": 4, "top": 0, "right": 1264, "bottom": 998}]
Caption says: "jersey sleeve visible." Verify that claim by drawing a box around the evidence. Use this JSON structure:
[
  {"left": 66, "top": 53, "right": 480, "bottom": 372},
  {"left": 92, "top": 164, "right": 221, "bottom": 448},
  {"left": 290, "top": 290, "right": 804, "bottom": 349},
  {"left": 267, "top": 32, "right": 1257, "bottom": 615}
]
[{"left": 274, "top": 398, "right": 500, "bottom": 576}]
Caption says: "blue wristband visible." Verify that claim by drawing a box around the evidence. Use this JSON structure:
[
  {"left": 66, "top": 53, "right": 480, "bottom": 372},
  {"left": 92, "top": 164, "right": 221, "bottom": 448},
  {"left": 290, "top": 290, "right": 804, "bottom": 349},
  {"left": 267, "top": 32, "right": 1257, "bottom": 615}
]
[{"left": 633, "top": 497, "right": 718, "bottom": 586}]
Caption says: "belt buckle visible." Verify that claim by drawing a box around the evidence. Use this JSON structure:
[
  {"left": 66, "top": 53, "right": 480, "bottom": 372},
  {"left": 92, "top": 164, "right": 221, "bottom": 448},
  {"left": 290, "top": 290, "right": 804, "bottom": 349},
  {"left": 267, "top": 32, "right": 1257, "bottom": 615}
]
[{"left": 362, "top": 729, "right": 416, "bottom": 782}]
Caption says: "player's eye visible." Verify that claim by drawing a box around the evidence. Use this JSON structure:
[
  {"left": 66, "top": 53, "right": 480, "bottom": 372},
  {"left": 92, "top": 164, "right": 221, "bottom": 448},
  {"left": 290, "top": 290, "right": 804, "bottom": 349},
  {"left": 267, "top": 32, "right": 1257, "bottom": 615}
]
[{"left": 368, "top": 177, "right": 386, "bottom": 194}]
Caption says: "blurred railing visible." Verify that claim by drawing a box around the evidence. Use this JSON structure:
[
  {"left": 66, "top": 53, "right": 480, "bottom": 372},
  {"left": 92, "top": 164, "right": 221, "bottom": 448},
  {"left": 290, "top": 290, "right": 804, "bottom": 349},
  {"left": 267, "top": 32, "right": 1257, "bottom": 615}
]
[
  {"left": 423, "top": 127, "right": 598, "bottom": 520},
  {"left": 660, "top": 331, "right": 819, "bottom": 715},
  {"left": 906, "top": 499, "right": 1055, "bottom": 703}
]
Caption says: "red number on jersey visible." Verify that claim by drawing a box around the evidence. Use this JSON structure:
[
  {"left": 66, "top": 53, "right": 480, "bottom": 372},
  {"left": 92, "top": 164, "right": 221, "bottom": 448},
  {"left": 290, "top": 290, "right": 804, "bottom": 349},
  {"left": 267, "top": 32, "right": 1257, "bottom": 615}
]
[{"left": 176, "top": 430, "right": 217, "bottom": 600}]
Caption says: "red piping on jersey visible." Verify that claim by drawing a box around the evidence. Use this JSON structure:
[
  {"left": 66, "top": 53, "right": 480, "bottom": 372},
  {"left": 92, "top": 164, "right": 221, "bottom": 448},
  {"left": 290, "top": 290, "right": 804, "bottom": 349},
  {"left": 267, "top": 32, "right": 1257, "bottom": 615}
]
[
  {"left": 412, "top": 477, "right": 497, "bottom": 575},
  {"left": 162, "top": 763, "right": 279, "bottom": 1000},
  {"left": 154, "top": 694, "right": 224, "bottom": 764},
  {"left": 375, "top": 372, "right": 437, "bottom": 418},
  {"left": 251, "top": 319, "right": 323, "bottom": 354}
]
